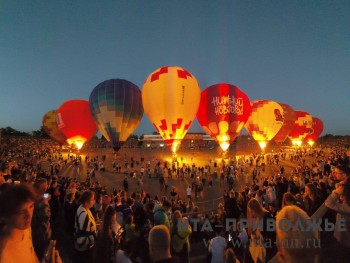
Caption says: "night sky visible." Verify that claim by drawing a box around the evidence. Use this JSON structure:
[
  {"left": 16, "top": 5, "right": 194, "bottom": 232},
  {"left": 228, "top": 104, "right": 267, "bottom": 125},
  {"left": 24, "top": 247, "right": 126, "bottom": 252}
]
[{"left": 1, "top": 1, "right": 349, "bottom": 135}]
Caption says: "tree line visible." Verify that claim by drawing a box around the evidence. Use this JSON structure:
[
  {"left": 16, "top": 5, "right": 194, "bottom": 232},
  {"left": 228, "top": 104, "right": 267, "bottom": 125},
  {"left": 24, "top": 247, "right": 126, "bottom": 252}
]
[
  {"left": 0, "top": 126, "right": 348, "bottom": 141},
  {"left": 0, "top": 126, "right": 145, "bottom": 140}
]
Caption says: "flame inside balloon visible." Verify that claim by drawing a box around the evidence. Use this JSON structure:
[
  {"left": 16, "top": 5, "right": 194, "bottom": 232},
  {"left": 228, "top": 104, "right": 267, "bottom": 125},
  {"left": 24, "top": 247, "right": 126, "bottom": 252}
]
[
  {"left": 196, "top": 83, "right": 251, "bottom": 151},
  {"left": 57, "top": 100, "right": 98, "bottom": 150},
  {"left": 142, "top": 66, "right": 201, "bottom": 153}
]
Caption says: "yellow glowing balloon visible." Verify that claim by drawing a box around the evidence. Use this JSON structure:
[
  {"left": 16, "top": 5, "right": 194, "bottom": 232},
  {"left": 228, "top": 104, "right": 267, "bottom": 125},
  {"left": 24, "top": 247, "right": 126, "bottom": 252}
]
[
  {"left": 142, "top": 66, "right": 201, "bottom": 153},
  {"left": 42, "top": 110, "right": 67, "bottom": 145},
  {"left": 245, "top": 100, "right": 284, "bottom": 150}
]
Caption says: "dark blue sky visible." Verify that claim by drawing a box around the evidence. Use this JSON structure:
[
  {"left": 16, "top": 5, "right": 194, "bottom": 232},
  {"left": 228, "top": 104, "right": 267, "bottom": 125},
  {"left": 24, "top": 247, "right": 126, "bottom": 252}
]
[{"left": 1, "top": 1, "right": 349, "bottom": 135}]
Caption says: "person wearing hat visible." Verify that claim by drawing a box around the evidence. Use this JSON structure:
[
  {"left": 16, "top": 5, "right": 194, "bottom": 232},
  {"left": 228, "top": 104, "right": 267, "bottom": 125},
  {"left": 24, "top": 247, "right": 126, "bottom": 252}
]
[{"left": 154, "top": 200, "right": 171, "bottom": 230}]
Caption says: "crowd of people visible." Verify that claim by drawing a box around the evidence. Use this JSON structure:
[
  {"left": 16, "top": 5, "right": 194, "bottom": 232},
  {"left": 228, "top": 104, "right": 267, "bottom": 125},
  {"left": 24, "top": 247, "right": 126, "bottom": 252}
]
[{"left": 0, "top": 136, "right": 349, "bottom": 263}]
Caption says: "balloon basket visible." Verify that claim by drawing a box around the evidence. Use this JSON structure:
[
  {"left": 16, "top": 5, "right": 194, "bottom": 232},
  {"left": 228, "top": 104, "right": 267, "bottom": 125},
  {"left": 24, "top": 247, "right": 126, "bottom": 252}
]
[
  {"left": 172, "top": 152, "right": 178, "bottom": 163},
  {"left": 221, "top": 150, "right": 229, "bottom": 160}
]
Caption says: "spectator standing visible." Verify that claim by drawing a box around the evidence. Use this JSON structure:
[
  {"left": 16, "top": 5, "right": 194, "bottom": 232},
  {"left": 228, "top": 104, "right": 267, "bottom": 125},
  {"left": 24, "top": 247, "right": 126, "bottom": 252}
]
[
  {"left": 133, "top": 206, "right": 152, "bottom": 263},
  {"left": 276, "top": 205, "right": 319, "bottom": 263},
  {"left": 149, "top": 225, "right": 180, "bottom": 263},
  {"left": 186, "top": 185, "right": 192, "bottom": 200},
  {"left": 208, "top": 227, "right": 226, "bottom": 263},
  {"left": 31, "top": 178, "right": 52, "bottom": 262},
  {"left": 303, "top": 183, "right": 323, "bottom": 216},
  {"left": 170, "top": 187, "right": 177, "bottom": 199},
  {"left": 247, "top": 198, "right": 277, "bottom": 263},
  {"left": 74, "top": 190, "right": 97, "bottom": 263},
  {"left": 123, "top": 177, "right": 129, "bottom": 192},
  {"left": 47, "top": 180, "right": 60, "bottom": 228},
  {"left": 325, "top": 176, "right": 350, "bottom": 262},
  {"left": 94, "top": 206, "right": 118, "bottom": 263},
  {"left": 64, "top": 192, "right": 77, "bottom": 236},
  {"left": 154, "top": 200, "right": 171, "bottom": 230},
  {"left": 0, "top": 183, "right": 61, "bottom": 263},
  {"left": 224, "top": 191, "right": 240, "bottom": 221},
  {"left": 170, "top": 210, "right": 192, "bottom": 263}
]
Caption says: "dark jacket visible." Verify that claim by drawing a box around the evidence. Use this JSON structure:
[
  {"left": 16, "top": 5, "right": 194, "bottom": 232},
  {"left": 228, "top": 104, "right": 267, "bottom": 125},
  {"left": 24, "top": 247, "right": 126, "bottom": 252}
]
[
  {"left": 224, "top": 197, "right": 241, "bottom": 220},
  {"left": 31, "top": 199, "right": 51, "bottom": 261}
]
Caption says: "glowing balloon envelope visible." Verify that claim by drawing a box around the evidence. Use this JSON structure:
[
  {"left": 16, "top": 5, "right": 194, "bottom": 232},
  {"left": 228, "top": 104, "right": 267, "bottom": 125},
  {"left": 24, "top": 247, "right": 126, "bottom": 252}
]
[
  {"left": 304, "top": 117, "right": 324, "bottom": 146},
  {"left": 89, "top": 79, "right": 144, "bottom": 151},
  {"left": 288, "top": 110, "right": 313, "bottom": 146},
  {"left": 245, "top": 100, "right": 284, "bottom": 150},
  {"left": 142, "top": 66, "right": 201, "bottom": 153},
  {"left": 56, "top": 100, "right": 98, "bottom": 149},
  {"left": 273, "top": 103, "right": 296, "bottom": 144},
  {"left": 196, "top": 83, "right": 251, "bottom": 151},
  {"left": 42, "top": 110, "right": 67, "bottom": 145}
]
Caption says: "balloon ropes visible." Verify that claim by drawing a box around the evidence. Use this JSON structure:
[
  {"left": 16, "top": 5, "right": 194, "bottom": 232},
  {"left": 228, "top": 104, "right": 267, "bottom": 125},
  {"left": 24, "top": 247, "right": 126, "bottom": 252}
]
[
  {"left": 196, "top": 83, "right": 251, "bottom": 151},
  {"left": 89, "top": 79, "right": 144, "bottom": 152},
  {"left": 142, "top": 66, "right": 200, "bottom": 153},
  {"left": 245, "top": 100, "right": 284, "bottom": 150},
  {"left": 56, "top": 100, "right": 98, "bottom": 150}
]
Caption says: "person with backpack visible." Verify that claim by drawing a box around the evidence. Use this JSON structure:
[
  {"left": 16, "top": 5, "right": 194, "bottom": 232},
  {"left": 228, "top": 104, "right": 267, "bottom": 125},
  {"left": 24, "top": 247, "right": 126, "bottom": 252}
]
[
  {"left": 170, "top": 210, "right": 192, "bottom": 263},
  {"left": 74, "top": 190, "right": 97, "bottom": 263}
]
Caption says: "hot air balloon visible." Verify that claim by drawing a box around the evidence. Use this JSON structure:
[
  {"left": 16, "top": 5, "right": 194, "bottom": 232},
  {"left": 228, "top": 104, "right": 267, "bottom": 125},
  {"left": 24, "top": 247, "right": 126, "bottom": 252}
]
[
  {"left": 142, "top": 66, "right": 200, "bottom": 153},
  {"left": 42, "top": 110, "right": 67, "bottom": 145},
  {"left": 196, "top": 83, "right": 251, "bottom": 151},
  {"left": 89, "top": 79, "right": 144, "bottom": 151},
  {"left": 288, "top": 110, "right": 313, "bottom": 146},
  {"left": 245, "top": 100, "right": 284, "bottom": 150},
  {"left": 273, "top": 103, "right": 296, "bottom": 144},
  {"left": 56, "top": 100, "right": 98, "bottom": 150},
  {"left": 304, "top": 117, "right": 324, "bottom": 146}
]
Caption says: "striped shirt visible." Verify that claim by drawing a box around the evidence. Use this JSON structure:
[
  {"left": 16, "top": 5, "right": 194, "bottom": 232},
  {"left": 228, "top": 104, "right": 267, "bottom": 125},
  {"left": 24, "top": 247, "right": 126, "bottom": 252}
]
[{"left": 74, "top": 205, "right": 97, "bottom": 251}]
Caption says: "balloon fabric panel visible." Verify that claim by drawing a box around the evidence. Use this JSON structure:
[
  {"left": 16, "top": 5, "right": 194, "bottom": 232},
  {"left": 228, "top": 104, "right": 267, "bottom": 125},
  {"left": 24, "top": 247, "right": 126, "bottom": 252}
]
[
  {"left": 142, "top": 66, "right": 200, "bottom": 151},
  {"left": 245, "top": 100, "right": 284, "bottom": 142},
  {"left": 288, "top": 111, "right": 313, "bottom": 141},
  {"left": 56, "top": 100, "right": 98, "bottom": 148},
  {"left": 304, "top": 117, "right": 324, "bottom": 142},
  {"left": 42, "top": 110, "right": 67, "bottom": 145},
  {"left": 273, "top": 103, "right": 296, "bottom": 143},
  {"left": 89, "top": 79, "right": 143, "bottom": 149},
  {"left": 196, "top": 83, "right": 251, "bottom": 151}
]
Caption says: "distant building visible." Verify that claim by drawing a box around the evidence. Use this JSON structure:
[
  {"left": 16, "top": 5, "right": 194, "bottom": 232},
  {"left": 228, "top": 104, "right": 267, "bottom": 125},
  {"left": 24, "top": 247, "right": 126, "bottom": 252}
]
[{"left": 142, "top": 133, "right": 214, "bottom": 149}]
